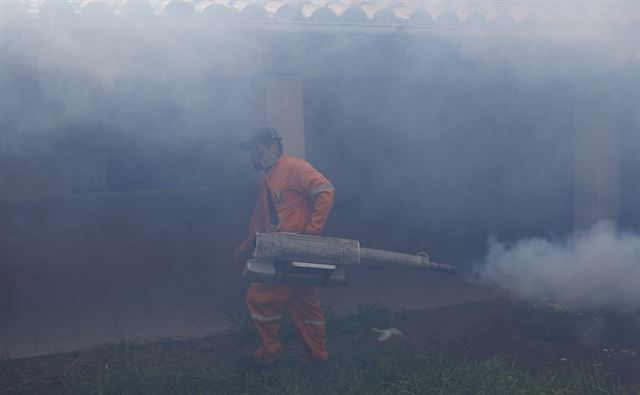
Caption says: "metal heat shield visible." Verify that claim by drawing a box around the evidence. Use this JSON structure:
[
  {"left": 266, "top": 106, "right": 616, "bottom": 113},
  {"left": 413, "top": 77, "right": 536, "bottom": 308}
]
[{"left": 243, "top": 259, "right": 347, "bottom": 287}]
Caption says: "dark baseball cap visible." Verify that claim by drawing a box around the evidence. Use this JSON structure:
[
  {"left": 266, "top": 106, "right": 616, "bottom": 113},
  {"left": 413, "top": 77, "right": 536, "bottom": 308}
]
[{"left": 239, "top": 127, "right": 282, "bottom": 150}]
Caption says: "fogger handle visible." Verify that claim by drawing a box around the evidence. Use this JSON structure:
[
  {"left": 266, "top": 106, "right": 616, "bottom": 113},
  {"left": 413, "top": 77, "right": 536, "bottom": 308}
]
[{"left": 359, "top": 248, "right": 458, "bottom": 274}]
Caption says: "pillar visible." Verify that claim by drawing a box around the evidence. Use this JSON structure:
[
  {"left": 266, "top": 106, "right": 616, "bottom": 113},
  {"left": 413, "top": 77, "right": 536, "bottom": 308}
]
[{"left": 264, "top": 73, "right": 306, "bottom": 159}]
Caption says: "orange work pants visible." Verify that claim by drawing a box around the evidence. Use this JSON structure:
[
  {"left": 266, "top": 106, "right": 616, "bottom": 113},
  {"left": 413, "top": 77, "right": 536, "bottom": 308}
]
[{"left": 246, "top": 283, "right": 327, "bottom": 363}]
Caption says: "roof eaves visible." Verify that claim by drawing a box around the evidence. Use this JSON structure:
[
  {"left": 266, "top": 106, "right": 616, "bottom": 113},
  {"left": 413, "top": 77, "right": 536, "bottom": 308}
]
[{"left": 4, "top": 0, "right": 637, "bottom": 34}]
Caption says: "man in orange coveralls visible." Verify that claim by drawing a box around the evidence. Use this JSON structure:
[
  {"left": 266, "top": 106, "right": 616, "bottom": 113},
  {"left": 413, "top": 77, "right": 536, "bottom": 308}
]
[{"left": 234, "top": 127, "right": 335, "bottom": 368}]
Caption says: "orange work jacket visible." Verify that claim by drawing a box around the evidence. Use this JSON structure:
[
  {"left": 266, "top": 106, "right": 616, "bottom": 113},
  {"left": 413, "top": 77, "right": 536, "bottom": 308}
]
[{"left": 238, "top": 154, "right": 335, "bottom": 253}]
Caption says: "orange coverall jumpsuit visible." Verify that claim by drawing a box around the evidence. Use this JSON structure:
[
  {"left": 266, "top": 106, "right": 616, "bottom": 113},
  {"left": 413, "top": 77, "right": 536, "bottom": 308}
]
[{"left": 237, "top": 154, "right": 335, "bottom": 364}]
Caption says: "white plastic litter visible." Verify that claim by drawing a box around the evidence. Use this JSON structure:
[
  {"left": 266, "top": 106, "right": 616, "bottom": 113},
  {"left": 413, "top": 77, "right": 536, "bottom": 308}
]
[{"left": 372, "top": 327, "right": 403, "bottom": 343}]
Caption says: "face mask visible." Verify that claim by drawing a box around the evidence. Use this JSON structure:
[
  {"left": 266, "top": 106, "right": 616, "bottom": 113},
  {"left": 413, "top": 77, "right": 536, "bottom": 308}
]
[{"left": 252, "top": 144, "right": 280, "bottom": 171}]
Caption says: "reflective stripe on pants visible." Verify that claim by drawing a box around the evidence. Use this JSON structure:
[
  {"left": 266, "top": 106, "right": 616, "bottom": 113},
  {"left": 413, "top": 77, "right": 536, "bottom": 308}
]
[{"left": 251, "top": 313, "right": 282, "bottom": 322}]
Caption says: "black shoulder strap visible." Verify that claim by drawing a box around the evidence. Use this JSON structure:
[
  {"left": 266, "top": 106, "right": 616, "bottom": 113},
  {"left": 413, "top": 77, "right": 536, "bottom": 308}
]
[{"left": 265, "top": 184, "right": 279, "bottom": 226}]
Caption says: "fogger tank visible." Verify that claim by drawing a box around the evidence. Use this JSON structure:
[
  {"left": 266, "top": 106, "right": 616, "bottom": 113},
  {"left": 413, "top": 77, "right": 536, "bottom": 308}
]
[{"left": 243, "top": 232, "right": 457, "bottom": 287}]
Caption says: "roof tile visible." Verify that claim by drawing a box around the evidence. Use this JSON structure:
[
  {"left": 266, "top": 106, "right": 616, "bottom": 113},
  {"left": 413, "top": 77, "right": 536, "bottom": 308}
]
[
  {"left": 464, "top": 11, "right": 489, "bottom": 28},
  {"left": 119, "top": 0, "right": 154, "bottom": 16},
  {"left": 435, "top": 10, "right": 460, "bottom": 26},
  {"left": 6, "top": 0, "right": 636, "bottom": 32},
  {"left": 308, "top": 6, "right": 338, "bottom": 23},
  {"left": 200, "top": 3, "right": 238, "bottom": 18},
  {"left": 160, "top": 0, "right": 196, "bottom": 17},
  {"left": 407, "top": 8, "right": 434, "bottom": 25},
  {"left": 341, "top": 6, "right": 368, "bottom": 23},
  {"left": 273, "top": 4, "right": 302, "bottom": 21},
  {"left": 240, "top": 3, "right": 269, "bottom": 19},
  {"left": 80, "top": 1, "right": 117, "bottom": 17},
  {"left": 371, "top": 8, "right": 400, "bottom": 25},
  {"left": 37, "top": 0, "right": 78, "bottom": 17}
]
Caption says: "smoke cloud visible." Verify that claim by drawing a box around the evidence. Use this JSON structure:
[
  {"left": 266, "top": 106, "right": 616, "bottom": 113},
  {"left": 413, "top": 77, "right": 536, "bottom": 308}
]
[
  {"left": 0, "top": 2, "right": 638, "bottom": 284},
  {"left": 476, "top": 221, "right": 640, "bottom": 311}
]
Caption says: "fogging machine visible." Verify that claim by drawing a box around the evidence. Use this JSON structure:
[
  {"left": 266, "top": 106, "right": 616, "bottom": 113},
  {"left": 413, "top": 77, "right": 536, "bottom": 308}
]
[{"left": 243, "top": 232, "right": 457, "bottom": 287}]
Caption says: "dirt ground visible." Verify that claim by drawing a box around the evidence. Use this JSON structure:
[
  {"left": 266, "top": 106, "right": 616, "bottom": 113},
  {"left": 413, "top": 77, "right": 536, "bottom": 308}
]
[{"left": 395, "top": 299, "right": 640, "bottom": 386}]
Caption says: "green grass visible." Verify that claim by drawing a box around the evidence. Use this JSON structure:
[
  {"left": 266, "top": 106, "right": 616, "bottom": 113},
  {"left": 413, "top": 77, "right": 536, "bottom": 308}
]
[
  {"left": 34, "top": 346, "right": 628, "bottom": 395},
  {"left": 0, "top": 305, "right": 634, "bottom": 395}
]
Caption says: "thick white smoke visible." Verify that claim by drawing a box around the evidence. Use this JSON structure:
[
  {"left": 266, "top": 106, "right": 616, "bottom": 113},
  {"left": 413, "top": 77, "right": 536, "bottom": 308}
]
[{"left": 477, "top": 221, "right": 640, "bottom": 311}]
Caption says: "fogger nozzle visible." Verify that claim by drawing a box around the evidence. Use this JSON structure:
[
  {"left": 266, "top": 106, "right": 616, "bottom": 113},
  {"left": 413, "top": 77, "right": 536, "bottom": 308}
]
[{"left": 253, "top": 232, "right": 457, "bottom": 274}]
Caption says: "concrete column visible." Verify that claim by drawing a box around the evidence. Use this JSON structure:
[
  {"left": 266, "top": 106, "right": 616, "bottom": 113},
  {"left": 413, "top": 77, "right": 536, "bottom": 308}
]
[
  {"left": 264, "top": 73, "right": 306, "bottom": 159},
  {"left": 574, "top": 85, "right": 620, "bottom": 228}
]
